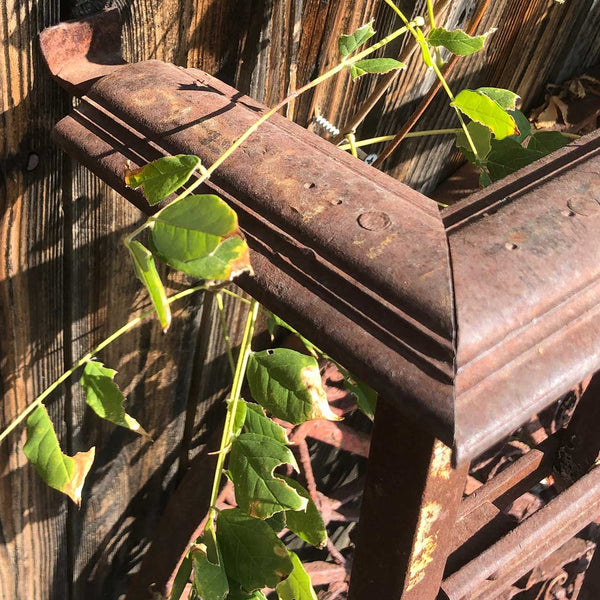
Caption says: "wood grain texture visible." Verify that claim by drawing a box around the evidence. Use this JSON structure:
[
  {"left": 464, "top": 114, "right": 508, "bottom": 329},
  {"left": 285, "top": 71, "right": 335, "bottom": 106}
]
[
  {"left": 1, "top": 1, "right": 599, "bottom": 598},
  {"left": 0, "top": 1, "right": 71, "bottom": 598}
]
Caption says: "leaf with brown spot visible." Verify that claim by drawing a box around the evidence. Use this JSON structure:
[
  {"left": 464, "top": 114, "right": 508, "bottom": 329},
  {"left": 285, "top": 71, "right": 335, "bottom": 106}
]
[
  {"left": 247, "top": 349, "right": 341, "bottom": 425},
  {"left": 228, "top": 433, "right": 306, "bottom": 519},
  {"left": 23, "top": 405, "right": 95, "bottom": 506}
]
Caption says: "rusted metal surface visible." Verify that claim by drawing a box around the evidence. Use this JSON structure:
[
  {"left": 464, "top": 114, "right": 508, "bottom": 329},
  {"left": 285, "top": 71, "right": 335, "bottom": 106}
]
[
  {"left": 445, "top": 133, "right": 600, "bottom": 463},
  {"left": 39, "top": 9, "right": 125, "bottom": 96},
  {"left": 41, "top": 22, "right": 600, "bottom": 465},
  {"left": 441, "top": 466, "right": 600, "bottom": 600},
  {"left": 348, "top": 400, "right": 469, "bottom": 600},
  {"left": 49, "top": 58, "right": 457, "bottom": 446}
]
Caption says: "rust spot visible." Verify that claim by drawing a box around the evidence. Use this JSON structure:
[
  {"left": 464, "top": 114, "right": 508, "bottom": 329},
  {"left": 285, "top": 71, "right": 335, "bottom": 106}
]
[
  {"left": 405, "top": 501, "right": 442, "bottom": 592},
  {"left": 367, "top": 233, "right": 397, "bottom": 259}
]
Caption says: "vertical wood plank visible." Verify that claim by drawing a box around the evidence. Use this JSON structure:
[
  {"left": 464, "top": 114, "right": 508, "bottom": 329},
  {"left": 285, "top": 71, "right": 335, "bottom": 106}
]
[{"left": 0, "top": 1, "right": 70, "bottom": 598}]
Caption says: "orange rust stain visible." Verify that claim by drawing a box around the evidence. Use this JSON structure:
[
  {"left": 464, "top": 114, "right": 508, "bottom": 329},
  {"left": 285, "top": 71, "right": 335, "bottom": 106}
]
[{"left": 430, "top": 440, "right": 452, "bottom": 480}]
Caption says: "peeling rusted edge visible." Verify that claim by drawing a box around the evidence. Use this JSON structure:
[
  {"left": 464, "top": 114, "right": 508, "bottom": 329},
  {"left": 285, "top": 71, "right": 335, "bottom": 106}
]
[{"left": 39, "top": 8, "right": 126, "bottom": 97}]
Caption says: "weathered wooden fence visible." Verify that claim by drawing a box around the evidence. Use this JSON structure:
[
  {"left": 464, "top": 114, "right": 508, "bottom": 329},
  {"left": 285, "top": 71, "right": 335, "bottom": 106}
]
[{"left": 1, "top": 1, "right": 599, "bottom": 598}]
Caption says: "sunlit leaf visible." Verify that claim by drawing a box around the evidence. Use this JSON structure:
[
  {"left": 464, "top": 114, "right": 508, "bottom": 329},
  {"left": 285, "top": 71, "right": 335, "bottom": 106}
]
[
  {"left": 229, "top": 433, "right": 306, "bottom": 519},
  {"left": 455, "top": 121, "right": 492, "bottom": 164},
  {"left": 338, "top": 21, "right": 376, "bottom": 58},
  {"left": 128, "top": 240, "right": 171, "bottom": 332},
  {"left": 23, "top": 405, "right": 95, "bottom": 506},
  {"left": 150, "top": 194, "right": 252, "bottom": 281},
  {"left": 477, "top": 87, "right": 520, "bottom": 110},
  {"left": 344, "top": 378, "right": 378, "bottom": 421},
  {"left": 427, "top": 27, "right": 495, "bottom": 56},
  {"left": 80, "top": 360, "right": 147, "bottom": 436},
  {"left": 276, "top": 552, "right": 318, "bottom": 600},
  {"left": 507, "top": 109, "right": 532, "bottom": 143},
  {"left": 281, "top": 476, "right": 327, "bottom": 548},
  {"left": 350, "top": 58, "right": 405, "bottom": 80},
  {"left": 243, "top": 401, "right": 290, "bottom": 444},
  {"left": 415, "top": 27, "right": 433, "bottom": 67},
  {"left": 247, "top": 349, "right": 341, "bottom": 425},
  {"left": 452, "top": 89, "right": 518, "bottom": 139},
  {"left": 216, "top": 509, "right": 293, "bottom": 591},
  {"left": 169, "top": 555, "right": 192, "bottom": 600},
  {"left": 527, "top": 131, "right": 570, "bottom": 154},
  {"left": 191, "top": 528, "right": 229, "bottom": 600},
  {"left": 125, "top": 155, "right": 201, "bottom": 206}
]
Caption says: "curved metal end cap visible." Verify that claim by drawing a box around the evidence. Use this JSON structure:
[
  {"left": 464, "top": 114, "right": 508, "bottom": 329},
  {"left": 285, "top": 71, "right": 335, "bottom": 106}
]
[{"left": 39, "top": 8, "right": 126, "bottom": 97}]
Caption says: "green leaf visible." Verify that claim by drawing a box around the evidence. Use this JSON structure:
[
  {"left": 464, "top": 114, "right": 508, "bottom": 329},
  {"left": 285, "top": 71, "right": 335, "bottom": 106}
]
[
  {"left": 226, "top": 581, "right": 268, "bottom": 600},
  {"left": 280, "top": 476, "right": 327, "bottom": 548},
  {"left": 125, "top": 155, "right": 201, "bottom": 206},
  {"left": 338, "top": 21, "right": 375, "bottom": 57},
  {"left": 527, "top": 131, "right": 570, "bottom": 155},
  {"left": 427, "top": 27, "right": 495, "bottom": 56},
  {"left": 228, "top": 433, "right": 306, "bottom": 519},
  {"left": 247, "top": 349, "right": 341, "bottom": 425},
  {"left": 277, "top": 552, "right": 318, "bottom": 600},
  {"left": 344, "top": 378, "right": 377, "bottom": 421},
  {"left": 265, "top": 511, "right": 287, "bottom": 533},
  {"left": 243, "top": 402, "right": 290, "bottom": 444},
  {"left": 507, "top": 109, "right": 532, "bottom": 143},
  {"left": 350, "top": 58, "right": 405, "bottom": 80},
  {"left": 477, "top": 87, "right": 520, "bottom": 110},
  {"left": 23, "top": 405, "right": 95, "bottom": 506},
  {"left": 415, "top": 27, "right": 434, "bottom": 67},
  {"left": 191, "top": 529, "right": 229, "bottom": 600},
  {"left": 455, "top": 121, "right": 492, "bottom": 164},
  {"left": 216, "top": 508, "right": 293, "bottom": 591},
  {"left": 486, "top": 138, "right": 541, "bottom": 181},
  {"left": 150, "top": 194, "right": 252, "bottom": 281},
  {"left": 452, "top": 89, "right": 518, "bottom": 140},
  {"left": 479, "top": 170, "right": 492, "bottom": 187},
  {"left": 128, "top": 240, "right": 171, "bottom": 332},
  {"left": 170, "top": 555, "right": 192, "bottom": 600},
  {"left": 80, "top": 360, "right": 147, "bottom": 436}
]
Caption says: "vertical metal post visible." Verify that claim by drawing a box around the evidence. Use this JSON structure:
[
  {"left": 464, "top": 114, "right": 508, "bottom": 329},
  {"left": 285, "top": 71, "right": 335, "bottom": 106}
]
[{"left": 348, "top": 399, "right": 469, "bottom": 600}]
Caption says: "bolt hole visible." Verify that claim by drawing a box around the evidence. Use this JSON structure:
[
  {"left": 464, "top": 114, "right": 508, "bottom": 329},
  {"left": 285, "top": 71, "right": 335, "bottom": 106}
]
[
  {"left": 562, "top": 209, "right": 576, "bottom": 217},
  {"left": 505, "top": 242, "right": 518, "bottom": 250},
  {"left": 304, "top": 182, "right": 316, "bottom": 189}
]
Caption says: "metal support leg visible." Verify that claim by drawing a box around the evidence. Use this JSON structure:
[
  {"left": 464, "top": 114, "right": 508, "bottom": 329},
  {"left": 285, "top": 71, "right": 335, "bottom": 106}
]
[{"left": 348, "top": 399, "right": 469, "bottom": 600}]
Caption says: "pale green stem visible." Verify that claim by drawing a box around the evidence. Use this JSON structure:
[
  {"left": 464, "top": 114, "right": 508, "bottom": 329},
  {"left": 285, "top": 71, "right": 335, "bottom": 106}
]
[
  {"left": 207, "top": 298, "right": 260, "bottom": 525},
  {"left": 215, "top": 292, "right": 236, "bottom": 375},
  {"left": 129, "top": 20, "right": 418, "bottom": 242},
  {"left": 427, "top": 0, "right": 436, "bottom": 29},
  {"left": 0, "top": 285, "right": 207, "bottom": 446},
  {"left": 220, "top": 288, "right": 251, "bottom": 305},
  {"left": 383, "top": 0, "right": 480, "bottom": 160},
  {"left": 337, "top": 128, "right": 461, "bottom": 149}
]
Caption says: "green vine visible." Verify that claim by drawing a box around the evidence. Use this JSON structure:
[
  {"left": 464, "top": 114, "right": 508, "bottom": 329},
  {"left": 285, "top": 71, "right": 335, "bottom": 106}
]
[{"left": 0, "top": 0, "right": 575, "bottom": 597}]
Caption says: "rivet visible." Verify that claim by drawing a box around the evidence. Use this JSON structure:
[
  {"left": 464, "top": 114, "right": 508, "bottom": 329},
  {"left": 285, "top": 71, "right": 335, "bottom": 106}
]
[
  {"left": 358, "top": 211, "right": 391, "bottom": 231},
  {"left": 26, "top": 153, "right": 40, "bottom": 171}
]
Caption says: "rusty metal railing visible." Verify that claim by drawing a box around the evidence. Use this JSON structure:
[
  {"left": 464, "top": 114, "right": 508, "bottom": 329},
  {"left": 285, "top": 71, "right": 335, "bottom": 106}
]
[{"left": 39, "top": 9, "right": 600, "bottom": 600}]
